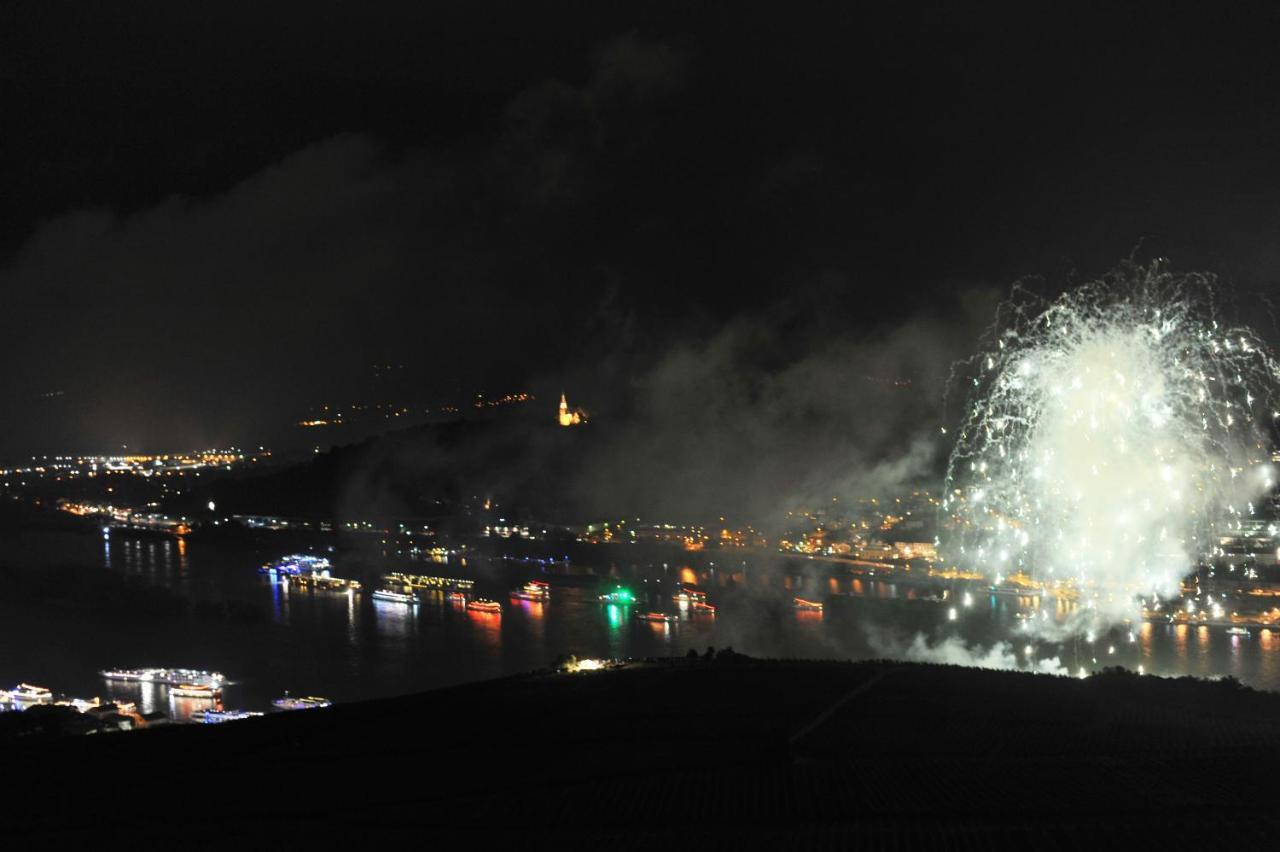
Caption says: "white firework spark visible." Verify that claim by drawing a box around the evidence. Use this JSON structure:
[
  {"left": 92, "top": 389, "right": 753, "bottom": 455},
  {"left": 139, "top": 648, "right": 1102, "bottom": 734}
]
[{"left": 943, "top": 261, "right": 1279, "bottom": 632}]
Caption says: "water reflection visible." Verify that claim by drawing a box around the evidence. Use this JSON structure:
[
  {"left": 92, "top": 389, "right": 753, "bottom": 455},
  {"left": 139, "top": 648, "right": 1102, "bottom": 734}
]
[
  {"left": 29, "top": 528, "right": 1280, "bottom": 707},
  {"left": 373, "top": 600, "right": 418, "bottom": 640},
  {"left": 1139, "top": 621, "right": 1154, "bottom": 664},
  {"left": 169, "top": 693, "right": 221, "bottom": 723},
  {"left": 466, "top": 610, "right": 501, "bottom": 651}
]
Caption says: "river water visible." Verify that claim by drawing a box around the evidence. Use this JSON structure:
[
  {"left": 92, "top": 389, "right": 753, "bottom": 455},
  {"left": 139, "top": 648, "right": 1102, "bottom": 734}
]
[{"left": 3, "top": 526, "right": 1279, "bottom": 719}]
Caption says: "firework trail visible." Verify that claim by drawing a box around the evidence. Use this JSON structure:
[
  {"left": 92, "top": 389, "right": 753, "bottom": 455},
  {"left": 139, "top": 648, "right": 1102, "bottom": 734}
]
[{"left": 943, "top": 261, "right": 1280, "bottom": 635}]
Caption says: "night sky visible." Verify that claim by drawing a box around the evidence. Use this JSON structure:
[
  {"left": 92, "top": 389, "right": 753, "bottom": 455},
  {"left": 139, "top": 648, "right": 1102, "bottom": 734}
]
[{"left": 4, "top": 2, "right": 1280, "bottom": 458}]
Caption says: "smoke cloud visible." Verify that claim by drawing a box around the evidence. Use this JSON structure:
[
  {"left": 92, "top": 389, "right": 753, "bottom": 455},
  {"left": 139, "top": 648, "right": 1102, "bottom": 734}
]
[{"left": 865, "top": 627, "right": 1069, "bottom": 676}]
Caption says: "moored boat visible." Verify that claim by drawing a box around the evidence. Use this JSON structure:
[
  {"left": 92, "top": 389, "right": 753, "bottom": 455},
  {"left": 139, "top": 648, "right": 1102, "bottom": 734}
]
[
  {"left": 512, "top": 580, "right": 550, "bottom": 601},
  {"left": 598, "top": 587, "right": 636, "bottom": 605},
  {"left": 260, "top": 554, "right": 332, "bottom": 576},
  {"left": 371, "top": 588, "right": 419, "bottom": 604},
  {"left": 100, "top": 667, "right": 226, "bottom": 688},
  {"left": 272, "top": 695, "right": 331, "bottom": 711},
  {"left": 11, "top": 683, "right": 53, "bottom": 703},
  {"left": 170, "top": 683, "right": 220, "bottom": 699},
  {"left": 636, "top": 611, "right": 677, "bottom": 623},
  {"left": 194, "top": 709, "right": 264, "bottom": 723}
]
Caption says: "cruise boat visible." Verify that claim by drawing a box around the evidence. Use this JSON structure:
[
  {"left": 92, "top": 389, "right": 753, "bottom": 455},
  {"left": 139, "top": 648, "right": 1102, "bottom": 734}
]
[
  {"left": 636, "top": 611, "right": 677, "bottom": 623},
  {"left": 511, "top": 580, "right": 550, "bottom": 601},
  {"left": 193, "top": 709, "right": 264, "bottom": 723},
  {"left": 672, "top": 587, "right": 707, "bottom": 603},
  {"left": 990, "top": 583, "right": 1042, "bottom": 597},
  {"left": 385, "top": 572, "right": 475, "bottom": 591},
  {"left": 291, "top": 574, "right": 361, "bottom": 591},
  {"left": 259, "top": 554, "right": 332, "bottom": 576},
  {"left": 598, "top": 587, "right": 636, "bottom": 605},
  {"left": 272, "top": 695, "right": 332, "bottom": 711},
  {"left": 371, "top": 588, "right": 419, "bottom": 604},
  {"left": 1227, "top": 626, "right": 1252, "bottom": 637},
  {"left": 467, "top": 598, "right": 502, "bottom": 613},
  {"left": 793, "top": 597, "right": 824, "bottom": 612},
  {"left": 445, "top": 591, "right": 468, "bottom": 603},
  {"left": 691, "top": 601, "right": 717, "bottom": 615},
  {"left": 56, "top": 697, "right": 103, "bottom": 713},
  {"left": 170, "top": 683, "right": 220, "bottom": 698},
  {"left": 10, "top": 684, "right": 53, "bottom": 703},
  {"left": 100, "top": 667, "right": 226, "bottom": 688}
]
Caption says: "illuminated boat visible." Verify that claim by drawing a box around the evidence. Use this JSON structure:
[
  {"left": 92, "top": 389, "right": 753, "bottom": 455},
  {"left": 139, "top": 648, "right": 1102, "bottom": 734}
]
[
  {"left": 100, "top": 667, "right": 226, "bottom": 688},
  {"left": 56, "top": 697, "right": 102, "bottom": 713},
  {"left": 291, "top": 574, "right": 361, "bottom": 591},
  {"left": 446, "top": 591, "right": 468, "bottom": 602},
  {"left": 170, "top": 683, "right": 220, "bottom": 698},
  {"left": 194, "top": 709, "right": 264, "bottom": 723},
  {"left": 467, "top": 598, "right": 502, "bottom": 613},
  {"left": 272, "top": 695, "right": 332, "bottom": 711},
  {"left": 371, "top": 588, "right": 419, "bottom": 604},
  {"left": 672, "top": 587, "right": 707, "bottom": 603},
  {"left": 636, "top": 611, "right": 677, "bottom": 623},
  {"left": 793, "top": 597, "right": 824, "bottom": 612},
  {"left": 259, "top": 554, "right": 332, "bottom": 576},
  {"left": 989, "top": 583, "right": 1042, "bottom": 597},
  {"left": 1227, "top": 626, "right": 1252, "bottom": 637},
  {"left": 511, "top": 580, "right": 551, "bottom": 601},
  {"left": 691, "top": 601, "right": 717, "bottom": 615},
  {"left": 598, "top": 587, "right": 636, "bottom": 605},
  {"left": 385, "top": 572, "right": 475, "bottom": 591},
  {"left": 11, "top": 684, "right": 53, "bottom": 703}
]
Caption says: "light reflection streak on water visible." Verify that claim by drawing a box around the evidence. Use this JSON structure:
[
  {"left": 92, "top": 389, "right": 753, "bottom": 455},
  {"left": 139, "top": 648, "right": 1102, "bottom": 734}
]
[
  {"left": 466, "top": 610, "right": 501, "bottom": 651},
  {"left": 515, "top": 599, "right": 545, "bottom": 619},
  {"left": 269, "top": 576, "right": 284, "bottom": 623},
  {"left": 170, "top": 693, "right": 221, "bottom": 723},
  {"left": 1139, "top": 621, "right": 1154, "bottom": 664},
  {"left": 373, "top": 600, "right": 417, "bottom": 640},
  {"left": 1259, "top": 629, "right": 1279, "bottom": 686}
]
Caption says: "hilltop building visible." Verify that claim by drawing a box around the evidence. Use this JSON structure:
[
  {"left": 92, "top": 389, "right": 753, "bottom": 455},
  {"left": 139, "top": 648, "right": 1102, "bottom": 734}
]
[{"left": 558, "top": 394, "right": 585, "bottom": 427}]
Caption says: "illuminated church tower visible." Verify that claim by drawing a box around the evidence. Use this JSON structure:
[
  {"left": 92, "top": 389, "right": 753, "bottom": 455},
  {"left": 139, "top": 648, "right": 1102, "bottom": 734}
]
[{"left": 558, "top": 393, "right": 583, "bottom": 426}]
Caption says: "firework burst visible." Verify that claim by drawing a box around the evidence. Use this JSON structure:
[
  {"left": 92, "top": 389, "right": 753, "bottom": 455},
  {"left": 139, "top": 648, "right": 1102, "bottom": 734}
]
[{"left": 943, "top": 261, "right": 1280, "bottom": 632}]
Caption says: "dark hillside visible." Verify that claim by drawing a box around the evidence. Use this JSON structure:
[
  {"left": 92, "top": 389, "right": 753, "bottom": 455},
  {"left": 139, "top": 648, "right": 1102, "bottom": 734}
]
[{"left": 6, "top": 659, "right": 1280, "bottom": 846}]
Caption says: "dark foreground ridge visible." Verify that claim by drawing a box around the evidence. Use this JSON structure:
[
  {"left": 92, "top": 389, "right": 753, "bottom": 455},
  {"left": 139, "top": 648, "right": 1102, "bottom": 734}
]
[{"left": 7, "top": 658, "right": 1280, "bottom": 847}]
